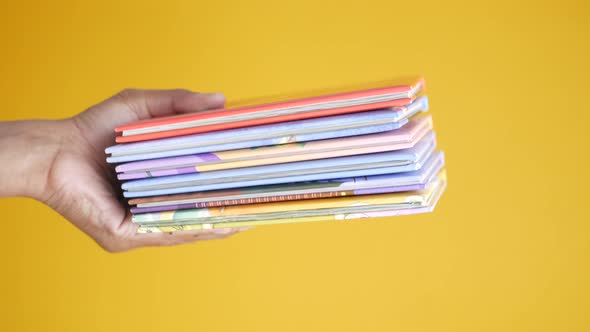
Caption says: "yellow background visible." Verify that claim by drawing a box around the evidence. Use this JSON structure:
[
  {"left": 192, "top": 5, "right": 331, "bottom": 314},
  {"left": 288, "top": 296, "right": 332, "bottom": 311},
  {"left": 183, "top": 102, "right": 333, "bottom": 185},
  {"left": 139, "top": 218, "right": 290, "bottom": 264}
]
[{"left": 1, "top": 1, "right": 589, "bottom": 331}]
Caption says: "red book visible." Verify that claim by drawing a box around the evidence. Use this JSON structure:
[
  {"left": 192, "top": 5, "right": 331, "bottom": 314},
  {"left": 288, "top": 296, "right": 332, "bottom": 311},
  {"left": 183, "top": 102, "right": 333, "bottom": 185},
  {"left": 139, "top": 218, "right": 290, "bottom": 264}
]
[{"left": 115, "top": 78, "right": 424, "bottom": 143}]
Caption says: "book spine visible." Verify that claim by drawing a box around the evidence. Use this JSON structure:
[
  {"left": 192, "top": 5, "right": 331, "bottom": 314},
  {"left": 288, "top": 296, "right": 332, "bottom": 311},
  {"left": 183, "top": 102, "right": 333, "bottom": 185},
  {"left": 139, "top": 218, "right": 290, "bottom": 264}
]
[{"left": 194, "top": 191, "right": 352, "bottom": 208}]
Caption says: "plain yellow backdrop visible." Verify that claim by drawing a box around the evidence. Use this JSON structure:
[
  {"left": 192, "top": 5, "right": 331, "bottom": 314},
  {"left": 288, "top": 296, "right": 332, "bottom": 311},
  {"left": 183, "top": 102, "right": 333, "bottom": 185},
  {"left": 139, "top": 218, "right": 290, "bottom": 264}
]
[{"left": 1, "top": 0, "right": 589, "bottom": 331}]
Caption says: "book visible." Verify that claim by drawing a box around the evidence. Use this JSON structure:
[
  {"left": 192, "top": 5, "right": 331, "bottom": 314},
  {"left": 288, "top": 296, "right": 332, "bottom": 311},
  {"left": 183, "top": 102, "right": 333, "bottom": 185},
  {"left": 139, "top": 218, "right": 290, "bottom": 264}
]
[
  {"left": 128, "top": 151, "right": 445, "bottom": 213},
  {"left": 134, "top": 169, "right": 447, "bottom": 232},
  {"left": 106, "top": 95, "right": 428, "bottom": 163},
  {"left": 117, "top": 114, "right": 433, "bottom": 180},
  {"left": 115, "top": 78, "right": 424, "bottom": 142},
  {"left": 121, "top": 132, "right": 436, "bottom": 198}
]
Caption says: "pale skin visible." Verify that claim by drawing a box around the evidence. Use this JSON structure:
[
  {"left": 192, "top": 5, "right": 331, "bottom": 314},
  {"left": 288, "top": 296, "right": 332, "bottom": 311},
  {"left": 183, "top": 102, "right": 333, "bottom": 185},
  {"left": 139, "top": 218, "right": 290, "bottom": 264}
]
[{"left": 0, "top": 89, "right": 249, "bottom": 252}]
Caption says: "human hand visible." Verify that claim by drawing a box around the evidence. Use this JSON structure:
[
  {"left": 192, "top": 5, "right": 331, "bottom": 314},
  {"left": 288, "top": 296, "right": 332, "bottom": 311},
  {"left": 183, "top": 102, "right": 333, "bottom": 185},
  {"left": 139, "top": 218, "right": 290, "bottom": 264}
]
[{"left": 0, "top": 89, "right": 249, "bottom": 252}]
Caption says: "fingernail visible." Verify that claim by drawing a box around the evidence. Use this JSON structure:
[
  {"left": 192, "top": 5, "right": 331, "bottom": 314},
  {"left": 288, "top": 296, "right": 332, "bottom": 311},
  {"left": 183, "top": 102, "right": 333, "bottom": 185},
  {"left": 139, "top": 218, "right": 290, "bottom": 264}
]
[
  {"left": 213, "top": 228, "right": 232, "bottom": 234},
  {"left": 205, "top": 92, "right": 225, "bottom": 102}
]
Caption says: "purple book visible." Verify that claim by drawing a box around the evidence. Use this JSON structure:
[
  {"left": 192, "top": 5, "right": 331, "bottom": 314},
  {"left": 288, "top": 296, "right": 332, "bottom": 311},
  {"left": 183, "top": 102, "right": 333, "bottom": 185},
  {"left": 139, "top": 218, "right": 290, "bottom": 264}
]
[{"left": 128, "top": 151, "right": 445, "bottom": 213}]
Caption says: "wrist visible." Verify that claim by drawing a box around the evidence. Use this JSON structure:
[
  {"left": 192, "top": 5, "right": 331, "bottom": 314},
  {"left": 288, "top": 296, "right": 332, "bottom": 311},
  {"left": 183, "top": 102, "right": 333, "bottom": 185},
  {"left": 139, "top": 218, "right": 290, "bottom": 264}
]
[{"left": 0, "top": 119, "right": 67, "bottom": 200}]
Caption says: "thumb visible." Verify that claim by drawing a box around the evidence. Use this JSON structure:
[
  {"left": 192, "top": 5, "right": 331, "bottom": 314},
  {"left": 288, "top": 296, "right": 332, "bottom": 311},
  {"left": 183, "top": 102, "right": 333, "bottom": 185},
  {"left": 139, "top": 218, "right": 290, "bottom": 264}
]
[{"left": 114, "top": 89, "right": 226, "bottom": 120}]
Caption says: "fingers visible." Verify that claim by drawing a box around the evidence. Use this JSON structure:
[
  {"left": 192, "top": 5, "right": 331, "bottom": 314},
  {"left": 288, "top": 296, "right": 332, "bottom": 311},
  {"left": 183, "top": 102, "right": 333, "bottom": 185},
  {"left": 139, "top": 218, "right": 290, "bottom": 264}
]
[
  {"left": 95, "top": 214, "right": 251, "bottom": 252},
  {"left": 113, "top": 89, "right": 226, "bottom": 120},
  {"left": 172, "top": 91, "right": 226, "bottom": 114},
  {"left": 129, "top": 227, "right": 250, "bottom": 249}
]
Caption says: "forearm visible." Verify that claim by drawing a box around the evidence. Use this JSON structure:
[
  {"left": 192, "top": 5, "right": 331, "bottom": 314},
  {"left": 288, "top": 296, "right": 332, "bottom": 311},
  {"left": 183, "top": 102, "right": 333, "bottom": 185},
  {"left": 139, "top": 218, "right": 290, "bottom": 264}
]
[{"left": 0, "top": 120, "right": 63, "bottom": 200}]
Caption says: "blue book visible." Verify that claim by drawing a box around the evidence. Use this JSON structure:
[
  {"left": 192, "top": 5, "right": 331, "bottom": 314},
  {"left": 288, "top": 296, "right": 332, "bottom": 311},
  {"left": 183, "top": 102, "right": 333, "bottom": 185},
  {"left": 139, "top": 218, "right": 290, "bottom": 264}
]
[{"left": 122, "top": 132, "right": 436, "bottom": 198}]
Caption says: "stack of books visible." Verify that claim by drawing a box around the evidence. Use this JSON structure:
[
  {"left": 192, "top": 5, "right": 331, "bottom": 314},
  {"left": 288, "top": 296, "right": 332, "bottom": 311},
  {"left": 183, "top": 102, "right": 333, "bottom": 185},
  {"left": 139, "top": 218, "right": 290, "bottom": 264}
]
[{"left": 105, "top": 78, "right": 447, "bottom": 233}]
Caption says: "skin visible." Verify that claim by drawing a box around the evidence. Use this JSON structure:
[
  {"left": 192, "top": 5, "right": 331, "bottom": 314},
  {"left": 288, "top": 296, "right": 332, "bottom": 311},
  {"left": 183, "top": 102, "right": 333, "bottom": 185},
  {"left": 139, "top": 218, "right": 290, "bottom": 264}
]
[{"left": 0, "top": 89, "right": 249, "bottom": 252}]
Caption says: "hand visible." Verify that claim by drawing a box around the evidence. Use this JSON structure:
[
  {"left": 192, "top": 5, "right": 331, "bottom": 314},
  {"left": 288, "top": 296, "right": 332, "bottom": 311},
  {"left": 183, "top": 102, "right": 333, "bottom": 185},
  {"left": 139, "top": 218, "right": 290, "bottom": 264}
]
[{"left": 0, "top": 89, "right": 249, "bottom": 252}]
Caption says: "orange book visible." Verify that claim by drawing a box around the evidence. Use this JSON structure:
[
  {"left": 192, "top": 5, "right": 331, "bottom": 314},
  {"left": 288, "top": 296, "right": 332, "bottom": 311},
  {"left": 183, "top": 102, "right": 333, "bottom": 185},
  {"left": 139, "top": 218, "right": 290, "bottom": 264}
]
[{"left": 115, "top": 78, "right": 424, "bottom": 143}]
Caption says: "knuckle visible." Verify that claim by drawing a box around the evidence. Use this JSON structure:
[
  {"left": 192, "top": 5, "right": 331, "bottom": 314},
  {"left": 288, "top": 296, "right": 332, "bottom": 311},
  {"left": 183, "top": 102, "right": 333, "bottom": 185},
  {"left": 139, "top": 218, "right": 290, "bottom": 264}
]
[
  {"left": 172, "top": 88, "right": 192, "bottom": 94},
  {"left": 98, "top": 226, "right": 134, "bottom": 253},
  {"left": 97, "top": 239, "right": 125, "bottom": 253},
  {"left": 103, "top": 224, "right": 120, "bottom": 239},
  {"left": 116, "top": 88, "right": 138, "bottom": 98},
  {"left": 113, "top": 89, "right": 141, "bottom": 108}
]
